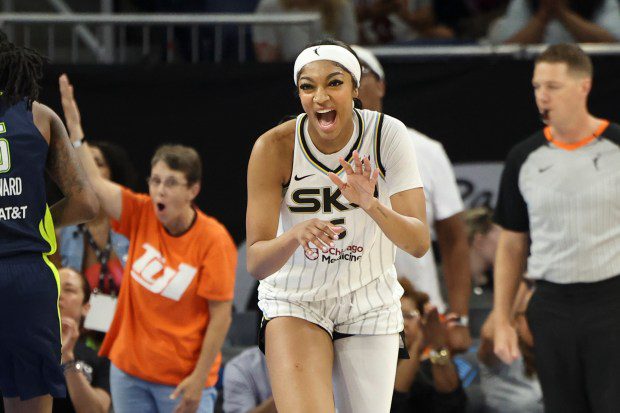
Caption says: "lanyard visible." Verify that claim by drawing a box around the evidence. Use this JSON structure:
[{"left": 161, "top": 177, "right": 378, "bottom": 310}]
[{"left": 78, "top": 224, "right": 116, "bottom": 295}]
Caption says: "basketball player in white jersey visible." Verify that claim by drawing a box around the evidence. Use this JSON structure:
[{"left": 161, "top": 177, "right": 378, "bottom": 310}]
[{"left": 246, "top": 39, "right": 430, "bottom": 413}]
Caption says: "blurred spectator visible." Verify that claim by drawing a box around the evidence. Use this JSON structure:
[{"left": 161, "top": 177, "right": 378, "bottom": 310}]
[
  {"left": 392, "top": 278, "right": 467, "bottom": 413},
  {"left": 488, "top": 0, "right": 620, "bottom": 44},
  {"left": 55, "top": 267, "right": 111, "bottom": 413},
  {"left": 434, "top": 0, "right": 509, "bottom": 40},
  {"left": 253, "top": 0, "right": 358, "bottom": 62},
  {"left": 353, "top": 45, "right": 472, "bottom": 353},
  {"left": 464, "top": 207, "right": 500, "bottom": 294},
  {"left": 223, "top": 347, "right": 274, "bottom": 413},
  {"left": 60, "top": 75, "right": 237, "bottom": 413},
  {"left": 354, "top": 0, "right": 454, "bottom": 44},
  {"left": 477, "top": 282, "right": 543, "bottom": 413},
  {"left": 58, "top": 141, "right": 136, "bottom": 297}
]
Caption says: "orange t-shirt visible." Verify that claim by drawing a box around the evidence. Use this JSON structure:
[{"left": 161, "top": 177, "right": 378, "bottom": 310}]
[{"left": 99, "top": 187, "right": 237, "bottom": 387}]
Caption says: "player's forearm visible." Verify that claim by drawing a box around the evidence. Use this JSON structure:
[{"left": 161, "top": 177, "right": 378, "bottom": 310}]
[
  {"left": 48, "top": 197, "right": 88, "bottom": 228},
  {"left": 557, "top": 8, "right": 617, "bottom": 42},
  {"left": 438, "top": 222, "right": 471, "bottom": 315},
  {"left": 65, "top": 371, "right": 110, "bottom": 413},
  {"left": 363, "top": 198, "right": 430, "bottom": 258},
  {"left": 247, "top": 231, "right": 300, "bottom": 280}
]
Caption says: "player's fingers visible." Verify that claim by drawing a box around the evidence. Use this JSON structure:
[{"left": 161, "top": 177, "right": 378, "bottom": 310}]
[
  {"left": 362, "top": 155, "right": 372, "bottom": 177},
  {"left": 338, "top": 158, "right": 355, "bottom": 175},
  {"left": 308, "top": 232, "right": 330, "bottom": 252},
  {"left": 369, "top": 168, "right": 380, "bottom": 185},
  {"left": 327, "top": 172, "right": 346, "bottom": 190},
  {"left": 314, "top": 221, "right": 342, "bottom": 240},
  {"left": 352, "top": 150, "right": 363, "bottom": 174},
  {"left": 300, "top": 240, "right": 318, "bottom": 259}
]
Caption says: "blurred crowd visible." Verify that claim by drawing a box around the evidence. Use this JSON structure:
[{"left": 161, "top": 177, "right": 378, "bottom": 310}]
[{"left": 117, "top": 0, "right": 620, "bottom": 62}]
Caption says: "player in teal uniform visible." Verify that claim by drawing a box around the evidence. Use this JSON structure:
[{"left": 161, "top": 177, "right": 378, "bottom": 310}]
[{"left": 0, "top": 31, "right": 99, "bottom": 413}]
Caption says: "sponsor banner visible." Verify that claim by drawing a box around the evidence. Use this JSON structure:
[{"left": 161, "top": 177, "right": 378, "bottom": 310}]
[{"left": 454, "top": 162, "right": 504, "bottom": 209}]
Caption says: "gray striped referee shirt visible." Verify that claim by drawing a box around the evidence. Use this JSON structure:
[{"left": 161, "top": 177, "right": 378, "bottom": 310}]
[{"left": 494, "top": 121, "right": 620, "bottom": 284}]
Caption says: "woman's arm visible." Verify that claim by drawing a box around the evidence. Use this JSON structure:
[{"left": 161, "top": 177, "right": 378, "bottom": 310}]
[
  {"left": 59, "top": 74, "right": 123, "bottom": 221},
  {"left": 171, "top": 300, "right": 233, "bottom": 413},
  {"left": 246, "top": 127, "right": 342, "bottom": 279}
]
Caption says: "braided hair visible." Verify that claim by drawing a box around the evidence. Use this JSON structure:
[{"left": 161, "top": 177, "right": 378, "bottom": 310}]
[{"left": 0, "top": 29, "right": 46, "bottom": 108}]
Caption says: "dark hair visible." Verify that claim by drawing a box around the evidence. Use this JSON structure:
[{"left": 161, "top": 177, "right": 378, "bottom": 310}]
[
  {"left": 0, "top": 29, "right": 46, "bottom": 108},
  {"left": 89, "top": 140, "right": 138, "bottom": 190},
  {"left": 535, "top": 43, "right": 593, "bottom": 77},
  {"left": 63, "top": 267, "right": 92, "bottom": 304},
  {"left": 528, "top": 0, "right": 603, "bottom": 20},
  {"left": 151, "top": 144, "right": 202, "bottom": 186},
  {"left": 398, "top": 277, "right": 430, "bottom": 316},
  {"left": 298, "top": 38, "right": 362, "bottom": 87}
]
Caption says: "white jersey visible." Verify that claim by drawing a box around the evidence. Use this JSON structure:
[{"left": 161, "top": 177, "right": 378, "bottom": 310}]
[
  {"left": 259, "top": 109, "right": 423, "bottom": 302},
  {"left": 394, "top": 129, "right": 464, "bottom": 312}
]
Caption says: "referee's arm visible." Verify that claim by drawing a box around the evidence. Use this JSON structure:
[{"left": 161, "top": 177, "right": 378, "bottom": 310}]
[{"left": 493, "top": 228, "right": 529, "bottom": 364}]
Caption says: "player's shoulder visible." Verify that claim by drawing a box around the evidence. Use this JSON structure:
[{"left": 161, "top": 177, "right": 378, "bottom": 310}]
[{"left": 252, "top": 118, "right": 296, "bottom": 159}]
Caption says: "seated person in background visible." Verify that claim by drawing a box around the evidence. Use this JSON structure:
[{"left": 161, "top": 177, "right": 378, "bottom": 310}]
[
  {"left": 477, "top": 281, "right": 543, "bottom": 413},
  {"left": 354, "top": 0, "right": 454, "bottom": 44},
  {"left": 55, "top": 267, "right": 111, "bottom": 413},
  {"left": 488, "top": 0, "right": 620, "bottom": 44},
  {"left": 433, "top": 0, "right": 509, "bottom": 40},
  {"left": 253, "top": 0, "right": 358, "bottom": 62},
  {"left": 392, "top": 278, "right": 467, "bottom": 413},
  {"left": 223, "top": 347, "right": 274, "bottom": 413},
  {"left": 463, "top": 207, "right": 500, "bottom": 294},
  {"left": 58, "top": 141, "right": 136, "bottom": 297}
]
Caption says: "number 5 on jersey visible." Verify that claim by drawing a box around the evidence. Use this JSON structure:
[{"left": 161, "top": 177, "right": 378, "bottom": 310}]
[
  {"left": 330, "top": 218, "right": 347, "bottom": 240},
  {"left": 0, "top": 122, "right": 10, "bottom": 174}
]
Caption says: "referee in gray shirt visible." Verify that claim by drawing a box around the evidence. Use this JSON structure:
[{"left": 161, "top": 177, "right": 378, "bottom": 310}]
[{"left": 492, "top": 43, "right": 620, "bottom": 413}]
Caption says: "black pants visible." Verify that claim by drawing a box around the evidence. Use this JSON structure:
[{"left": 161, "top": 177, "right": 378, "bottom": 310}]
[{"left": 527, "top": 274, "right": 620, "bottom": 413}]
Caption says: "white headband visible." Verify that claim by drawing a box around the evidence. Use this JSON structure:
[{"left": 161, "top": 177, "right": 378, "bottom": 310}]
[{"left": 293, "top": 45, "right": 361, "bottom": 87}]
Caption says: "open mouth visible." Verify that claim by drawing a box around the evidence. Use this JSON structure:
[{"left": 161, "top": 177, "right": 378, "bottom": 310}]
[
  {"left": 156, "top": 203, "right": 166, "bottom": 211},
  {"left": 540, "top": 109, "right": 550, "bottom": 122},
  {"left": 316, "top": 109, "right": 337, "bottom": 130}
]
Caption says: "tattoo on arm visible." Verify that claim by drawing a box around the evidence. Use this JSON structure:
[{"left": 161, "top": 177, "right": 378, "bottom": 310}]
[{"left": 46, "top": 112, "right": 89, "bottom": 198}]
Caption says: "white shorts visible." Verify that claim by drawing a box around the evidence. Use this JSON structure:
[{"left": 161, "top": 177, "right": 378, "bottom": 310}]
[{"left": 258, "top": 269, "right": 404, "bottom": 336}]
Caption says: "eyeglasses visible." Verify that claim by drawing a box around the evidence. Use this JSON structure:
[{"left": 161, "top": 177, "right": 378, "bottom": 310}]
[
  {"left": 146, "top": 176, "right": 187, "bottom": 189},
  {"left": 402, "top": 310, "right": 421, "bottom": 321}
]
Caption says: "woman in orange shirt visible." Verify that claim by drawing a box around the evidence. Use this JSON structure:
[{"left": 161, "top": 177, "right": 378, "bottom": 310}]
[{"left": 59, "top": 75, "right": 237, "bottom": 413}]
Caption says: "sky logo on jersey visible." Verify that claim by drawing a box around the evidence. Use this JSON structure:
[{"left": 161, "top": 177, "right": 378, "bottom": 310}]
[
  {"left": 130, "top": 243, "right": 197, "bottom": 301},
  {"left": 288, "top": 187, "right": 356, "bottom": 213}
]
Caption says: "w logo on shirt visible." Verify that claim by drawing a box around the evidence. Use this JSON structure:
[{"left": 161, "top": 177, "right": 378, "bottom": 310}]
[{"left": 131, "top": 243, "right": 197, "bottom": 301}]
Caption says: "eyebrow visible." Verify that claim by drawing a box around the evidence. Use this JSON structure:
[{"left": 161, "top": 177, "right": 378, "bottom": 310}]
[{"left": 298, "top": 71, "right": 345, "bottom": 83}]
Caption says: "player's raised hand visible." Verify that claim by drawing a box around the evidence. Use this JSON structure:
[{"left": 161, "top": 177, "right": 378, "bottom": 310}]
[{"left": 328, "top": 150, "right": 379, "bottom": 210}]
